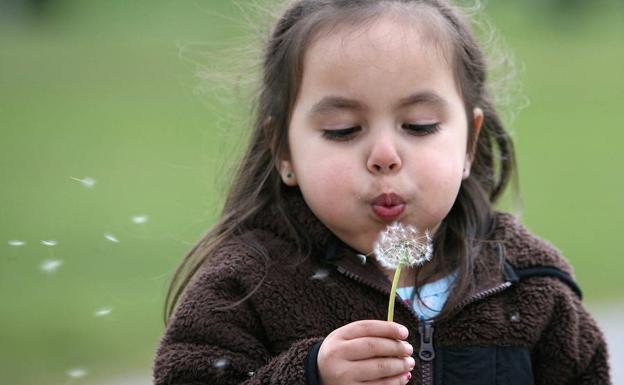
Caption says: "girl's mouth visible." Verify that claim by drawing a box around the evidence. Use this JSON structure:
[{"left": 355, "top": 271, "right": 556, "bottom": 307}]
[{"left": 371, "top": 193, "right": 406, "bottom": 222}]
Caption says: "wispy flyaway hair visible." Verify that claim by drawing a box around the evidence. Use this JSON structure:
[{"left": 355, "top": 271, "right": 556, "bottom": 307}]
[{"left": 165, "top": 0, "right": 518, "bottom": 322}]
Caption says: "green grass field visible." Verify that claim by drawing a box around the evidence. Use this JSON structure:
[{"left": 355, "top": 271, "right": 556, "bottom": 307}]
[{"left": 1, "top": 1, "right": 623, "bottom": 384}]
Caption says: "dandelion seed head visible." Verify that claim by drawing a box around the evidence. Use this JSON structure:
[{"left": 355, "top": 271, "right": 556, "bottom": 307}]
[
  {"left": 104, "top": 233, "right": 120, "bottom": 243},
  {"left": 8, "top": 240, "right": 26, "bottom": 247},
  {"left": 41, "top": 240, "right": 58, "bottom": 247},
  {"left": 213, "top": 357, "right": 230, "bottom": 370},
  {"left": 94, "top": 307, "right": 113, "bottom": 317},
  {"left": 132, "top": 215, "right": 149, "bottom": 224},
  {"left": 40, "top": 259, "right": 63, "bottom": 273},
  {"left": 311, "top": 269, "right": 329, "bottom": 281},
  {"left": 66, "top": 368, "right": 88, "bottom": 378},
  {"left": 373, "top": 222, "right": 433, "bottom": 269},
  {"left": 70, "top": 176, "right": 96, "bottom": 188}
]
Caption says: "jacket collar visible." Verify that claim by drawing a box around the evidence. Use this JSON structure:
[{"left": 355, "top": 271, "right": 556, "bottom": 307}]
[
  {"left": 252, "top": 188, "right": 547, "bottom": 303},
  {"left": 323, "top": 235, "right": 393, "bottom": 293},
  {"left": 323, "top": 233, "right": 514, "bottom": 301}
]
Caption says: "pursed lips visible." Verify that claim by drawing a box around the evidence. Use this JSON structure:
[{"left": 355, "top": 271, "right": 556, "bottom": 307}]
[{"left": 371, "top": 192, "right": 406, "bottom": 222}]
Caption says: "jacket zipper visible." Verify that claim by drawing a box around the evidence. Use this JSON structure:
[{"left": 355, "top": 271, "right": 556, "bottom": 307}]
[
  {"left": 335, "top": 266, "right": 513, "bottom": 385},
  {"left": 454, "top": 282, "right": 513, "bottom": 311},
  {"left": 415, "top": 282, "right": 513, "bottom": 385},
  {"left": 418, "top": 319, "right": 435, "bottom": 385}
]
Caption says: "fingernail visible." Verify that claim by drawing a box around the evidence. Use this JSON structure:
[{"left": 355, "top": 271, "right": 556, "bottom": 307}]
[
  {"left": 398, "top": 325, "right": 409, "bottom": 338},
  {"left": 402, "top": 341, "right": 413, "bottom": 355},
  {"left": 406, "top": 372, "right": 412, "bottom": 381},
  {"left": 405, "top": 357, "right": 415, "bottom": 369}
]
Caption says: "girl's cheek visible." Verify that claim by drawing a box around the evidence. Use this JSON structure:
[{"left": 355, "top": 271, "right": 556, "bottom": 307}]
[
  {"left": 420, "top": 150, "right": 464, "bottom": 178},
  {"left": 318, "top": 166, "right": 352, "bottom": 190}
]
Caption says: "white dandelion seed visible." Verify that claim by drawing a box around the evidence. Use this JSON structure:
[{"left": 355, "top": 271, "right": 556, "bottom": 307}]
[
  {"left": 41, "top": 240, "right": 58, "bottom": 247},
  {"left": 131, "top": 215, "right": 149, "bottom": 224},
  {"left": 8, "top": 240, "right": 26, "bottom": 247},
  {"left": 40, "top": 259, "right": 63, "bottom": 273},
  {"left": 213, "top": 357, "right": 230, "bottom": 370},
  {"left": 311, "top": 269, "right": 329, "bottom": 280},
  {"left": 248, "top": 371, "right": 255, "bottom": 377},
  {"left": 70, "top": 176, "right": 96, "bottom": 188},
  {"left": 373, "top": 222, "right": 433, "bottom": 269},
  {"left": 104, "top": 233, "right": 120, "bottom": 243},
  {"left": 356, "top": 253, "right": 367, "bottom": 265},
  {"left": 66, "top": 368, "right": 88, "bottom": 378},
  {"left": 94, "top": 307, "right": 113, "bottom": 317}
]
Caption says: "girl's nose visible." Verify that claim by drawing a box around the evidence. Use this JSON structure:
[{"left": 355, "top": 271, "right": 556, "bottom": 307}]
[{"left": 366, "top": 135, "right": 402, "bottom": 174}]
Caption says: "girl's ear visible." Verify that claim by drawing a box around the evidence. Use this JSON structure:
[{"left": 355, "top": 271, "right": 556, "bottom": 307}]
[
  {"left": 463, "top": 107, "right": 484, "bottom": 179},
  {"left": 265, "top": 115, "right": 298, "bottom": 186},
  {"left": 279, "top": 160, "right": 298, "bottom": 186}
]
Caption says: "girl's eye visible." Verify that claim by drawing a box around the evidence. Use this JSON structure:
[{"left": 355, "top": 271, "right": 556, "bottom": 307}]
[
  {"left": 402, "top": 123, "right": 440, "bottom": 136},
  {"left": 322, "top": 126, "right": 361, "bottom": 141}
]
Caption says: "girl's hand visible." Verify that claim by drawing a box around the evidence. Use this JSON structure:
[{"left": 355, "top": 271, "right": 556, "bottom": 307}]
[{"left": 317, "top": 320, "right": 415, "bottom": 385}]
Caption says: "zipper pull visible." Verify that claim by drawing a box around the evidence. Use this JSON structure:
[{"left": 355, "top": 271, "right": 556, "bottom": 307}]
[{"left": 418, "top": 319, "right": 435, "bottom": 361}]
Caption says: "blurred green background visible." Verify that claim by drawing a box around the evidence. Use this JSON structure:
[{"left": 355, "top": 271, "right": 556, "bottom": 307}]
[{"left": 1, "top": 1, "right": 622, "bottom": 384}]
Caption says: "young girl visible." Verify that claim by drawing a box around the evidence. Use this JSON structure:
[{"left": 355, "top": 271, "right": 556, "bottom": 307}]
[{"left": 154, "top": 1, "right": 610, "bottom": 384}]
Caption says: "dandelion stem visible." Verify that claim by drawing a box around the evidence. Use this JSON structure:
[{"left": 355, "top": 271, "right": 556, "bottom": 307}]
[{"left": 387, "top": 262, "right": 403, "bottom": 322}]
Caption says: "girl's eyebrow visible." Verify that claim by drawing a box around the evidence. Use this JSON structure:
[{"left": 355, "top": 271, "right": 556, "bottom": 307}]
[
  {"left": 309, "top": 96, "right": 366, "bottom": 115},
  {"left": 397, "top": 91, "right": 450, "bottom": 110},
  {"left": 309, "top": 91, "right": 450, "bottom": 116}
]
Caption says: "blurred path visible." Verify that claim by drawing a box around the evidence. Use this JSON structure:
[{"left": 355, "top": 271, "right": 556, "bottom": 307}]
[
  {"left": 90, "top": 304, "right": 623, "bottom": 385},
  {"left": 591, "top": 302, "right": 624, "bottom": 385}
]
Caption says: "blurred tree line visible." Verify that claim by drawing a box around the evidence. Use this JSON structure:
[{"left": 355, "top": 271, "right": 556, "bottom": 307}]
[
  {"left": 0, "top": 0, "right": 50, "bottom": 20},
  {"left": 0, "top": 0, "right": 619, "bottom": 23}
]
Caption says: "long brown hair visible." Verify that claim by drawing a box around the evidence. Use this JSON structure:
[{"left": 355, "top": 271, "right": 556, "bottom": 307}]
[{"left": 164, "top": 0, "right": 518, "bottom": 323}]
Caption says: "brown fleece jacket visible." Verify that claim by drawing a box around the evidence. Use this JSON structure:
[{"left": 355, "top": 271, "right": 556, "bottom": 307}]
[{"left": 154, "top": 192, "right": 610, "bottom": 385}]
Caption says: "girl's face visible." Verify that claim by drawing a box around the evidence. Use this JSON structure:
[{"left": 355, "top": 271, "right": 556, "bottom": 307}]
[{"left": 281, "top": 15, "right": 482, "bottom": 255}]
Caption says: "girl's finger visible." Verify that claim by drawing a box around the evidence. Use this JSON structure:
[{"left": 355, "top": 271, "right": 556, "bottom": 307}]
[
  {"left": 338, "top": 320, "right": 409, "bottom": 341},
  {"left": 342, "top": 337, "right": 413, "bottom": 360},
  {"left": 362, "top": 372, "right": 412, "bottom": 385},
  {"left": 351, "top": 356, "right": 415, "bottom": 381}
]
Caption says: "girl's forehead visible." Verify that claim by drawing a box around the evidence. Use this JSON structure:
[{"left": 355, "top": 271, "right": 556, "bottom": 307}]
[
  {"left": 305, "top": 13, "right": 453, "bottom": 73},
  {"left": 295, "top": 13, "right": 463, "bottom": 113}
]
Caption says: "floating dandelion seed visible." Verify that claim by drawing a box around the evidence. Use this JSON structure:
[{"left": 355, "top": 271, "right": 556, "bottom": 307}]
[
  {"left": 373, "top": 222, "right": 433, "bottom": 322},
  {"left": 104, "top": 233, "right": 120, "bottom": 243},
  {"left": 8, "top": 240, "right": 26, "bottom": 247},
  {"left": 131, "top": 215, "right": 149, "bottom": 224},
  {"left": 40, "top": 259, "right": 63, "bottom": 273},
  {"left": 94, "top": 307, "right": 113, "bottom": 317},
  {"left": 66, "top": 368, "right": 88, "bottom": 378},
  {"left": 70, "top": 176, "right": 96, "bottom": 188},
  {"left": 213, "top": 357, "right": 230, "bottom": 370},
  {"left": 311, "top": 269, "right": 329, "bottom": 280},
  {"left": 41, "top": 240, "right": 58, "bottom": 247},
  {"left": 248, "top": 371, "right": 255, "bottom": 377}
]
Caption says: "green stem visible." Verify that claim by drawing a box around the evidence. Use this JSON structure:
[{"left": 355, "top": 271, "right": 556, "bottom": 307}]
[{"left": 387, "top": 263, "right": 403, "bottom": 322}]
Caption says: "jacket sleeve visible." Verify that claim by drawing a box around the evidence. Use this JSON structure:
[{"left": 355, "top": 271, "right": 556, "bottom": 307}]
[
  {"left": 153, "top": 245, "right": 324, "bottom": 385},
  {"left": 532, "top": 280, "right": 611, "bottom": 385}
]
